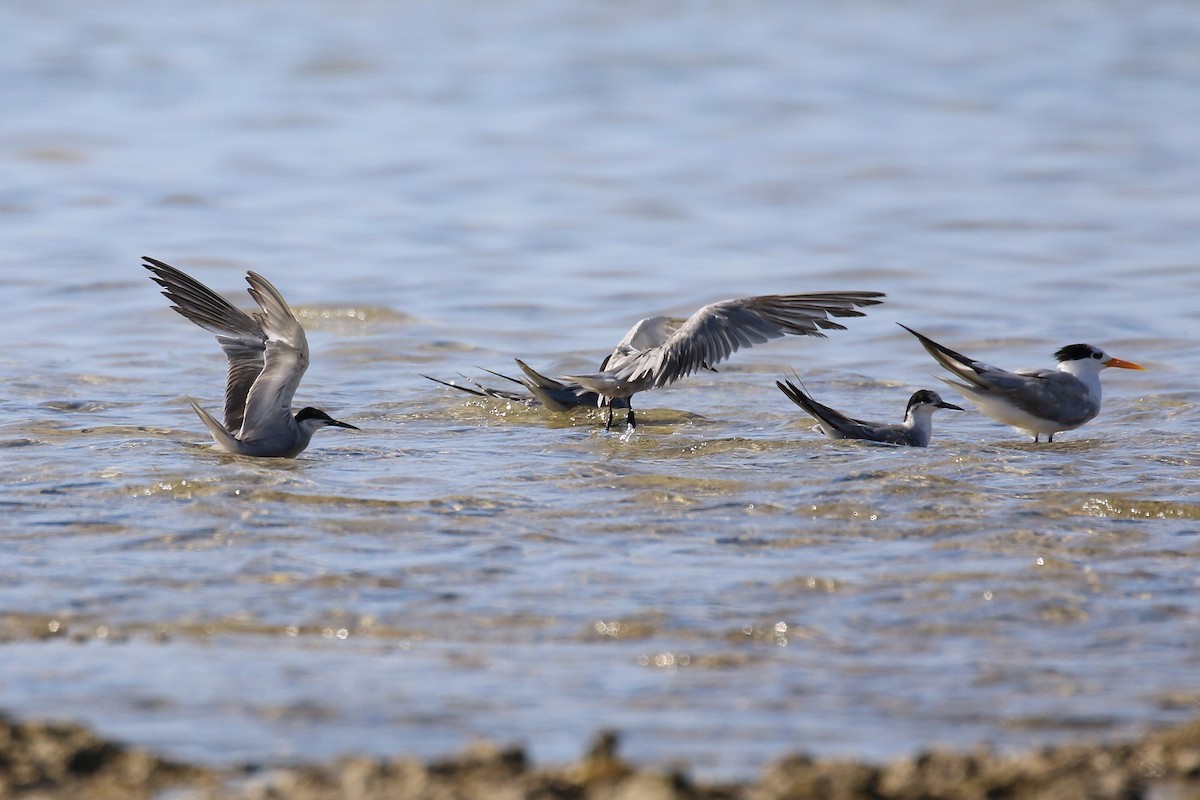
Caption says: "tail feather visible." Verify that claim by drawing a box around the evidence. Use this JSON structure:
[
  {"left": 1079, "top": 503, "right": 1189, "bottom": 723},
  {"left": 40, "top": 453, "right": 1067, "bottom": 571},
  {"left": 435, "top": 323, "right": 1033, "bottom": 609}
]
[
  {"left": 776, "top": 379, "right": 844, "bottom": 432},
  {"left": 559, "top": 372, "right": 619, "bottom": 401},
  {"left": 513, "top": 359, "right": 567, "bottom": 391},
  {"left": 423, "top": 374, "right": 531, "bottom": 404},
  {"left": 933, "top": 375, "right": 980, "bottom": 400},
  {"left": 898, "top": 323, "right": 991, "bottom": 389},
  {"left": 422, "top": 374, "right": 489, "bottom": 399},
  {"left": 511, "top": 359, "right": 580, "bottom": 411},
  {"left": 187, "top": 397, "right": 241, "bottom": 453},
  {"left": 477, "top": 367, "right": 527, "bottom": 388}
]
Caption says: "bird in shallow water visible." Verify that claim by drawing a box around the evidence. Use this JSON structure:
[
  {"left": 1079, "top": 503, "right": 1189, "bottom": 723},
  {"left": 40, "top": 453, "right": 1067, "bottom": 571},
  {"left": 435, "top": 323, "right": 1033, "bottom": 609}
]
[
  {"left": 425, "top": 318, "right": 721, "bottom": 420},
  {"left": 561, "top": 292, "right": 886, "bottom": 429},
  {"left": 776, "top": 378, "right": 963, "bottom": 447},
  {"left": 144, "top": 256, "right": 358, "bottom": 457},
  {"left": 899, "top": 323, "right": 1144, "bottom": 443}
]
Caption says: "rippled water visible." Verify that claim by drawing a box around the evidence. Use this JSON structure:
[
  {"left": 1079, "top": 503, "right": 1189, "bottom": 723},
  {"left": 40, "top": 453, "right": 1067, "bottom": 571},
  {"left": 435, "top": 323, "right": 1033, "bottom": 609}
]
[{"left": 2, "top": 0, "right": 1200, "bottom": 781}]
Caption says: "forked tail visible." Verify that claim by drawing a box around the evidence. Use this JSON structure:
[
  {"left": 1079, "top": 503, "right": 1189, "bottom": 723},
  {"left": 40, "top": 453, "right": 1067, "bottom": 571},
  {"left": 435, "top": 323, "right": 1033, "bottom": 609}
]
[{"left": 186, "top": 397, "right": 242, "bottom": 453}]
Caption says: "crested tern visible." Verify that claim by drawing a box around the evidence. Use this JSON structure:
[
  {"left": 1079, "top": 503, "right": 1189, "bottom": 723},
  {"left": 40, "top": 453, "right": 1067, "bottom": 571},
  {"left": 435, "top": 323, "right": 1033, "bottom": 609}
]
[
  {"left": 900, "top": 323, "right": 1144, "bottom": 442},
  {"left": 145, "top": 256, "right": 358, "bottom": 457},
  {"left": 776, "top": 378, "right": 962, "bottom": 447},
  {"left": 562, "top": 292, "right": 886, "bottom": 429}
]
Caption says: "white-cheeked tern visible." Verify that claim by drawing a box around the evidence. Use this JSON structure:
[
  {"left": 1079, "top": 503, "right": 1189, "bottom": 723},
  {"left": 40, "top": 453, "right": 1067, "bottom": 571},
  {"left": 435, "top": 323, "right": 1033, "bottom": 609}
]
[
  {"left": 777, "top": 378, "right": 962, "bottom": 447},
  {"left": 145, "top": 257, "right": 357, "bottom": 458}
]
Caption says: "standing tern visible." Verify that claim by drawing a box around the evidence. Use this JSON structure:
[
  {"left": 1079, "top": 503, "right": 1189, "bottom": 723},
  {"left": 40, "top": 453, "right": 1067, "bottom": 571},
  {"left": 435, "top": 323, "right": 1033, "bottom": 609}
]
[
  {"left": 145, "top": 256, "right": 358, "bottom": 458},
  {"left": 899, "top": 323, "right": 1144, "bottom": 442},
  {"left": 776, "top": 378, "right": 962, "bottom": 447},
  {"left": 562, "top": 292, "right": 886, "bottom": 429}
]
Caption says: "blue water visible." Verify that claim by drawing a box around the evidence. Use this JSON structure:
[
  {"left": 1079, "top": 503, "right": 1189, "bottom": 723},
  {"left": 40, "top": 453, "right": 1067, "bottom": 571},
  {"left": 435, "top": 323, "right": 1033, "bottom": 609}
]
[{"left": 2, "top": 0, "right": 1199, "bottom": 780}]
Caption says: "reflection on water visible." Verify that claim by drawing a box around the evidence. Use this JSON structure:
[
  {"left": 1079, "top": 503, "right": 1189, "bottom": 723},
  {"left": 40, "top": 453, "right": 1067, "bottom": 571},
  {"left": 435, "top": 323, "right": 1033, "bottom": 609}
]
[{"left": 1, "top": 0, "right": 1200, "bottom": 783}]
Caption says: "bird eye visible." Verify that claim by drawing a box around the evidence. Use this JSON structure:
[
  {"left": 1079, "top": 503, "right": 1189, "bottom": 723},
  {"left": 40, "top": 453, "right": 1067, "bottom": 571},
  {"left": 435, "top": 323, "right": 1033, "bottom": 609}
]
[{"left": 1092, "top": 352, "right": 1102, "bottom": 359}]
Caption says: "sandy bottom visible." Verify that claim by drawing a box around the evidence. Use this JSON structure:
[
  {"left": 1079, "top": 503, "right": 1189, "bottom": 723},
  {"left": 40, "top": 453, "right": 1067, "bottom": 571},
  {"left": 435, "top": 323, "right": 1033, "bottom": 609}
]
[{"left": 2, "top": 716, "right": 1200, "bottom": 800}]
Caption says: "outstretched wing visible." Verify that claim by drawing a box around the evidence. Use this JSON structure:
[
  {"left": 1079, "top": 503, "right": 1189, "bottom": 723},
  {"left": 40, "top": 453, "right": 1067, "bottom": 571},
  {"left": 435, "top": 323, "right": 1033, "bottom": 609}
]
[
  {"left": 606, "top": 292, "right": 885, "bottom": 390},
  {"left": 236, "top": 271, "right": 310, "bottom": 440},
  {"left": 613, "top": 316, "right": 689, "bottom": 354},
  {"left": 144, "top": 256, "right": 266, "bottom": 433}
]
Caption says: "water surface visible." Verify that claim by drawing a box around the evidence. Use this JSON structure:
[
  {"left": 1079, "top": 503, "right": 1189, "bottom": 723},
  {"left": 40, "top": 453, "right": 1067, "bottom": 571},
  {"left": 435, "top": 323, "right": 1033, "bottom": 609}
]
[{"left": 2, "top": 0, "right": 1200, "bottom": 780}]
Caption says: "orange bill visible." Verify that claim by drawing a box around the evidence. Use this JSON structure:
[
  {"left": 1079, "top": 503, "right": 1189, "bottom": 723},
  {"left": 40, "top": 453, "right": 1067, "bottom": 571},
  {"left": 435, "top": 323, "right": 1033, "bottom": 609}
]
[{"left": 1104, "top": 356, "right": 1145, "bottom": 370}]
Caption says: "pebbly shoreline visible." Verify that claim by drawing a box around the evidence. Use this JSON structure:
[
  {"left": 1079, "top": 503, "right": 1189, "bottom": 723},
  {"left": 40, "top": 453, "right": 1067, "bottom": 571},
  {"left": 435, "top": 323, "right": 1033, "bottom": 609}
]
[{"left": 3, "top": 713, "right": 1200, "bottom": 800}]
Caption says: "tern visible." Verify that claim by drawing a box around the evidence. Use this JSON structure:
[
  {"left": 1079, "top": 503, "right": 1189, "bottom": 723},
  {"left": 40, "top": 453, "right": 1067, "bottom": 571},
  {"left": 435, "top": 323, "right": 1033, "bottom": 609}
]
[
  {"left": 776, "top": 378, "right": 962, "bottom": 447},
  {"left": 425, "top": 315, "right": 707, "bottom": 417},
  {"left": 145, "top": 256, "right": 358, "bottom": 457},
  {"left": 899, "top": 323, "right": 1144, "bottom": 442},
  {"left": 562, "top": 292, "right": 886, "bottom": 429}
]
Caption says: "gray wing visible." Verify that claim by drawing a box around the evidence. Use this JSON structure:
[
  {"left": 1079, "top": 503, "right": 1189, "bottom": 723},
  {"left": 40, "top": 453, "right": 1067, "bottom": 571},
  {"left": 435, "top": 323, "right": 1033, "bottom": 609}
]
[
  {"left": 776, "top": 378, "right": 898, "bottom": 442},
  {"left": 144, "top": 256, "right": 266, "bottom": 433},
  {"left": 981, "top": 368, "right": 1097, "bottom": 427},
  {"left": 614, "top": 316, "right": 689, "bottom": 354},
  {"left": 237, "top": 271, "right": 310, "bottom": 439},
  {"left": 613, "top": 292, "right": 885, "bottom": 390}
]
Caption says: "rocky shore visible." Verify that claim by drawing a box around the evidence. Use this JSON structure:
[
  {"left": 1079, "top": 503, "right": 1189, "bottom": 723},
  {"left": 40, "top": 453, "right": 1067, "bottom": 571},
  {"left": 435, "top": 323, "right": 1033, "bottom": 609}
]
[{"left": 3, "top": 714, "right": 1200, "bottom": 800}]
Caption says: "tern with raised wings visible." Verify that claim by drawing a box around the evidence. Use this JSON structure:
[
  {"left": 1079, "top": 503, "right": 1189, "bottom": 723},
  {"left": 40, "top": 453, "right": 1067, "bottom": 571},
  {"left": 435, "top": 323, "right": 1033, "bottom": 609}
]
[
  {"left": 563, "top": 292, "right": 886, "bottom": 429},
  {"left": 145, "top": 257, "right": 357, "bottom": 457}
]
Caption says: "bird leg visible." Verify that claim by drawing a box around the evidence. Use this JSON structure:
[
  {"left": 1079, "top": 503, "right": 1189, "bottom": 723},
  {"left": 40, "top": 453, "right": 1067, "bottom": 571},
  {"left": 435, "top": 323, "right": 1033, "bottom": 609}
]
[
  {"left": 627, "top": 407, "right": 636, "bottom": 429},
  {"left": 605, "top": 403, "right": 614, "bottom": 431}
]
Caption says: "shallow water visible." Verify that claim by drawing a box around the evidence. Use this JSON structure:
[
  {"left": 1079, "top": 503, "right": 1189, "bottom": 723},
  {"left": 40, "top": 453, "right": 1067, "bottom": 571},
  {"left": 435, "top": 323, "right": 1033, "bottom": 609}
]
[{"left": 2, "top": 0, "right": 1200, "bottom": 781}]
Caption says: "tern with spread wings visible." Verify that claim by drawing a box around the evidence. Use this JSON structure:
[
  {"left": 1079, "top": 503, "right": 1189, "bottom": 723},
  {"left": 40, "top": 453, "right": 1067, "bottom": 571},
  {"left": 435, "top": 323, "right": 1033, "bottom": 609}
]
[
  {"left": 562, "top": 292, "right": 886, "bottom": 429},
  {"left": 145, "top": 257, "right": 357, "bottom": 457}
]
